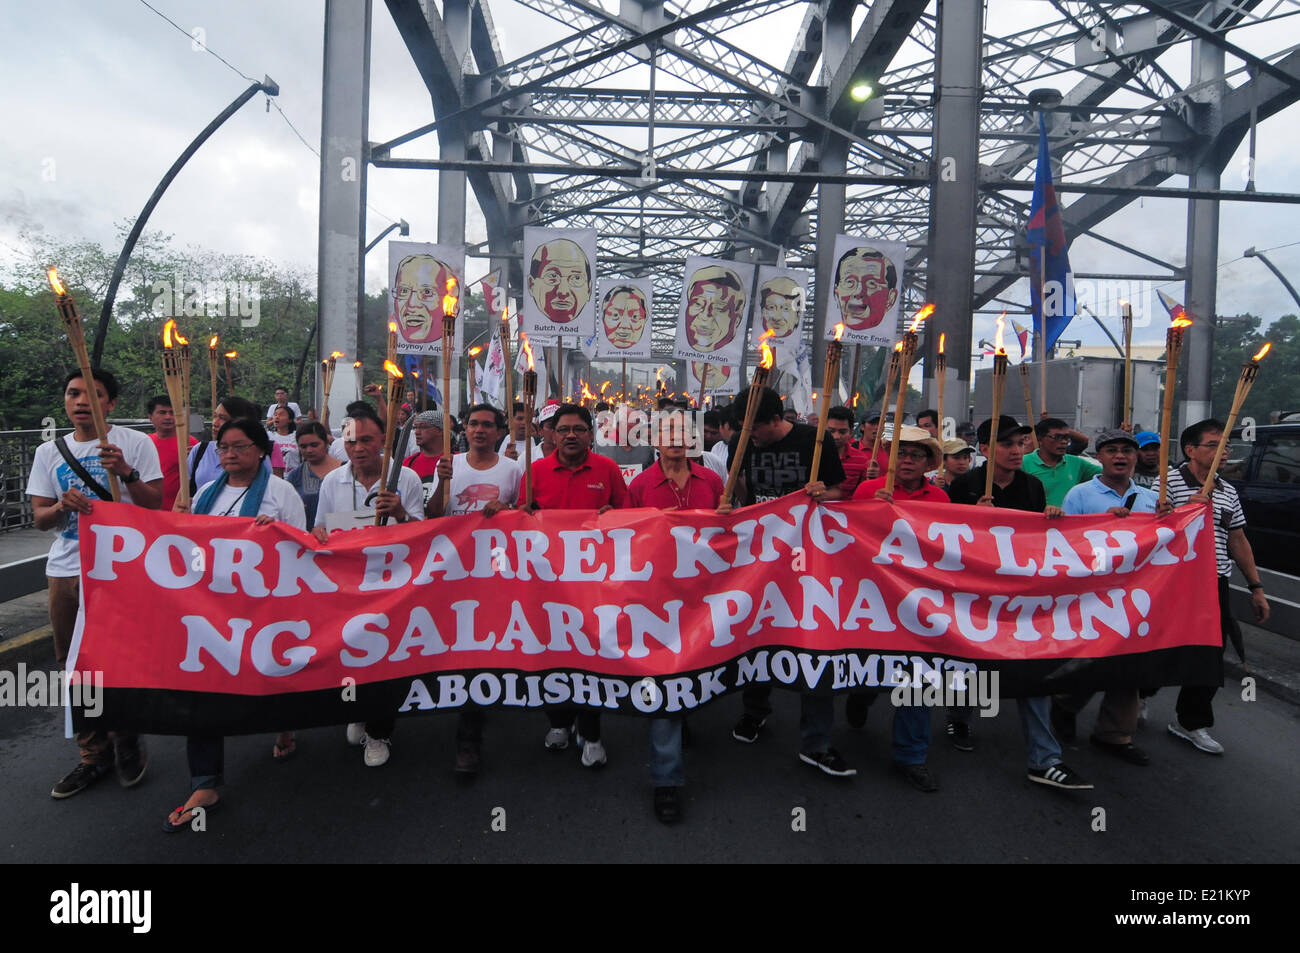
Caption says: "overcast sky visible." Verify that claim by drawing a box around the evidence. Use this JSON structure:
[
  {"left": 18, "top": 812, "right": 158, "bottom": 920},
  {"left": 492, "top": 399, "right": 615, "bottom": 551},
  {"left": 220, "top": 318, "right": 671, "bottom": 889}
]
[{"left": 3, "top": 0, "right": 1298, "bottom": 363}]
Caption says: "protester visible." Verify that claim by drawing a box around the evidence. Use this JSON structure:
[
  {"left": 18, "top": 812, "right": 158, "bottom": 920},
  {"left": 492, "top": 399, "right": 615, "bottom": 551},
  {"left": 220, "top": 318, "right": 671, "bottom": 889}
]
[
  {"left": 862, "top": 411, "right": 893, "bottom": 480},
  {"left": 628, "top": 407, "right": 724, "bottom": 822},
  {"left": 313, "top": 406, "right": 424, "bottom": 768},
  {"left": 929, "top": 438, "right": 973, "bottom": 488},
  {"left": 1132, "top": 431, "right": 1162, "bottom": 488},
  {"left": 537, "top": 401, "right": 561, "bottom": 457},
  {"left": 28, "top": 369, "right": 163, "bottom": 799},
  {"left": 1155, "top": 418, "right": 1270, "bottom": 755},
  {"left": 265, "top": 386, "right": 302, "bottom": 424},
  {"left": 147, "top": 393, "right": 197, "bottom": 511},
  {"left": 826, "top": 405, "right": 870, "bottom": 494},
  {"left": 402, "top": 410, "right": 445, "bottom": 509},
  {"left": 268, "top": 405, "right": 299, "bottom": 471},
  {"left": 189, "top": 396, "right": 285, "bottom": 492},
  {"left": 721, "top": 385, "right": 854, "bottom": 777},
  {"left": 285, "top": 421, "right": 341, "bottom": 529},
  {"left": 915, "top": 408, "right": 940, "bottom": 440},
  {"left": 165, "top": 418, "right": 306, "bottom": 831},
  {"left": 1022, "top": 417, "right": 1102, "bottom": 507},
  {"left": 847, "top": 425, "right": 945, "bottom": 791},
  {"left": 1051, "top": 429, "right": 1172, "bottom": 767},
  {"left": 711, "top": 410, "right": 735, "bottom": 464},
  {"left": 945, "top": 414, "right": 1092, "bottom": 790},
  {"left": 516, "top": 403, "right": 628, "bottom": 767},
  {"left": 498, "top": 401, "right": 540, "bottom": 460}
]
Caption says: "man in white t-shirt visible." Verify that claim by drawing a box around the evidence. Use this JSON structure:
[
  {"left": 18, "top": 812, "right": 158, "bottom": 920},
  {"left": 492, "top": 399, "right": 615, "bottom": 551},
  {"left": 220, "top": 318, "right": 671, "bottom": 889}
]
[
  {"left": 265, "top": 387, "right": 302, "bottom": 424},
  {"left": 426, "top": 404, "right": 521, "bottom": 774},
  {"left": 26, "top": 369, "right": 164, "bottom": 799},
  {"left": 496, "top": 401, "right": 540, "bottom": 462}
]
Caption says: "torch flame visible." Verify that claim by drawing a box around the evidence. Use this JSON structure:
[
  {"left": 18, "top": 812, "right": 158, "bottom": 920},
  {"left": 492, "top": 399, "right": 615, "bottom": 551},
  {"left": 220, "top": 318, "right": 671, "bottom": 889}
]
[
  {"left": 47, "top": 267, "right": 66, "bottom": 296},
  {"left": 581, "top": 382, "right": 597, "bottom": 402},
  {"left": 1171, "top": 317, "right": 1193, "bottom": 330},
  {"left": 994, "top": 312, "right": 1007, "bottom": 356},
  {"left": 162, "top": 320, "right": 177, "bottom": 348},
  {"left": 383, "top": 360, "right": 403, "bottom": 380},
  {"left": 353, "top": 360, "right": 363, "bottom": 368},
  {"left": 1252, "top": 342, "right": 1272, "bottom": 362},
  {"left": 521, "top": 333, "right": 536, "bottom": 371},
  {"left": 833, "top": 323, "right": 845, "bottom": 342},
  {"left": 411, "top": 370, "right": 419, "bottom": 379},
  {"left": 225, "top": 351, "right": 238, "bottom": 359},
  {"left": 443, "top": 277, "right": 459, "bottom": 318},
  {"left": 330, "top": 350, "right": 344, "bottom": 361},
  {"left": 893, "top": 341, "right": 903, "bottom": 353},
  {"left": 389, "top": 321, "right": 397, "bottom": 334},
  {"left": 469, "top": 346, "right": 482, "bottom": 357},
  {"left": 175, "top": 330, "right": 189, "bottom": 346},
  {"left": 758, "top": 328, "right": 776, "bottom": 370},
  {"left": 209, "top": 335, "right": 218, "bottom": 349},
  {"left": 907, "top": 303, "right": 935, "bottom": 333},
  {"left": 939, "top": 332, "right": 946, "bottom": 355}
]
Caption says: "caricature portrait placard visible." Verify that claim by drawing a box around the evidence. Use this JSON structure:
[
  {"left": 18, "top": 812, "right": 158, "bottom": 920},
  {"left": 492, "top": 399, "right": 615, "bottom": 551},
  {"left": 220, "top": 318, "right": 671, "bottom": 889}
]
[
  {"left": 673, "top": 256, "right": 755, "bottom": 367},
  {"left": 522, "top": 227, "right": 597, "bottom": 338},
  {"left": 594, "top": 277, "right": 653, "bottom": 359},
  {"left": 751, "top": 265, "right": 811, "bottom": 355},
  {"left": 825, "top": 235, "right": 906, "bottom": 348},
  {"left": 388, "top": 241, "right": 466, "bottom": 357},
  {"left": 688, "top": 360, "right": 739, "bottom": 398}
]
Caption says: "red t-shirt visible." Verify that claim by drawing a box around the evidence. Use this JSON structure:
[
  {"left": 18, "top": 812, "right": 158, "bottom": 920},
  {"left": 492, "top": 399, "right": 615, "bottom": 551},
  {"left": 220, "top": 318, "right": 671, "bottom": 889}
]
[
  {"left": 627, "top": 460, "right": 723, "bottom": 510},
  {"left": 151, "top": 433, "right": 198, "bottom": 511},
  {"left": 838, "top": 445, "right": 871, "bottom": 495},
  {"left": 528, "top": 451, "right": 628, "bottom": 510},
  {"left": 403, "top": 451, "right": 442, "bottom": 480},
  {"left": 852, "top": 475, "right": 950, "bottom": 504}
]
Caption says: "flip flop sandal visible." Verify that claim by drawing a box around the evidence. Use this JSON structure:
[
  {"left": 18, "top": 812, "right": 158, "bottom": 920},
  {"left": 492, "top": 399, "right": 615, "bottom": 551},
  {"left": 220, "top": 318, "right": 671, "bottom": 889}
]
[
  {"left": 272, "top": 738, "right": 297, "bottom": 762},
  {"left": 162, "top": 797, "right": 219, "bottom": 834}
]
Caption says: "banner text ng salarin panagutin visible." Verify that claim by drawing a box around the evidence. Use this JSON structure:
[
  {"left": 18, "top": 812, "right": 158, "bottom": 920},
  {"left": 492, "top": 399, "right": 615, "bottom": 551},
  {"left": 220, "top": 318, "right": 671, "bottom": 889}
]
[{"left": 74, "top": 496, "right": 1222, "bottom": 734}]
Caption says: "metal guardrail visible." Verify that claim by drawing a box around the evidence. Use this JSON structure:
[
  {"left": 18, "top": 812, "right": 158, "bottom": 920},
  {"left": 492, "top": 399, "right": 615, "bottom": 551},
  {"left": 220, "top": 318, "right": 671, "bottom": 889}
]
[{"left": 1230, "top": 567, "right": 1299, "bottom": 643}]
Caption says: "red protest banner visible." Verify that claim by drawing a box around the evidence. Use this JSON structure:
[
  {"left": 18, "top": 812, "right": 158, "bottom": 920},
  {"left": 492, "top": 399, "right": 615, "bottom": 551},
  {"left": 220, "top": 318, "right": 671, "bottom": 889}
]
[{"left": 73, "top": 496, "right": 1221, "bottom": 734}]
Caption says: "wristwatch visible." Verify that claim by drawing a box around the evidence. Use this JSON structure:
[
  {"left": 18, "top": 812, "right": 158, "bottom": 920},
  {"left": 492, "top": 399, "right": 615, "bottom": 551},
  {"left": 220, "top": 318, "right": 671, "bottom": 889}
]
[{"left": 123, "top": 468, "right": 140, "bottom": 484}]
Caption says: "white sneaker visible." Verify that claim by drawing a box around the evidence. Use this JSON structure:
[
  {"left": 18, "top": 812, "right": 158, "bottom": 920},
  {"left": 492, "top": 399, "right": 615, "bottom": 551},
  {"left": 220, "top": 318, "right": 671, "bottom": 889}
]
[
  {"left": 1167, "top": 722, "right": 1224, "bottom": 755},
  {"left": 346, "top": 722, "right": 367, "bottom": 746},
  {"left": 580, "top": 740, "right": 607, "bottom": 768},
  {"left": 544, "top": 727, "right": 570, "bottom": 750},
  {"left": 363, "top": 737, "right": 391, "bottom": 767}
]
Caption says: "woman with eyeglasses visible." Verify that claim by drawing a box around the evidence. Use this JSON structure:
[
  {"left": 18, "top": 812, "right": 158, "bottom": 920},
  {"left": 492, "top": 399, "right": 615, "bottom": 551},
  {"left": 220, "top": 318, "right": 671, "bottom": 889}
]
[{"left": 166, "top": 417, "right": 306, "bottom": 832}]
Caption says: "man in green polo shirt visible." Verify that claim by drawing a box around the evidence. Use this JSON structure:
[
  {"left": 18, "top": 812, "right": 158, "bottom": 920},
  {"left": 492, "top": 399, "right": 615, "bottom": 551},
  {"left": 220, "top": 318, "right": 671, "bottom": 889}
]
[{"left": 1022, "top": 417, "right": 1101, "bottom": 507}]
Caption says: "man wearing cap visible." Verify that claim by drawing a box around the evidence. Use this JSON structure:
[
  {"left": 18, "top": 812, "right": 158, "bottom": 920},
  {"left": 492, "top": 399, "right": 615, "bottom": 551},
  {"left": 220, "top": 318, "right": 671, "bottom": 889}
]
[
  {"left": 402, "top": 411, "right": 444, "bottom": 510},
  {"left": 826, "top": 406, "right": 870, "bottom": 495},
  {"left": 1023, "top": 417, "right": 1102, "bottom": 507},
  {"left": 929, "top": 438, "right": 973, "bottom": 489},
  {"left": 1132, "top": 431, "right": 1161, "bottom": 488},
  {"left": 1051, "top": 429, "right": 1172, "bottom": 766},
  {"left": 537, "top": 401, "right": 561, "bottom": 456},
  {"left": 944, "top": 415, "right": 1092, "bottom": 790}
]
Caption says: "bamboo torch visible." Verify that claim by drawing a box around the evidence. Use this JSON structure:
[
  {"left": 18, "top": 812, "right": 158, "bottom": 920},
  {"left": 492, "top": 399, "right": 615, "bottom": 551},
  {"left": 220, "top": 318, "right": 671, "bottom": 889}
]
[
  {"left": 521, "top": 334, "right": 537, "bottom": 508},
  {"left": 848, "top": 344, "right": 863, "bottom": 415},
  {"left": 500, "top": 306, "right": 515, "bottom": 422},
  {"left": 441, "top": 277, "right": 459, "bottom": 507},
  {"left": 809, "top": 323, "right": 845, "bottom": 485},
  {"left": 48, "top": 268, "right": 120, "bottom": 502},
  {"left": 1201, "top": 342, "right": 1271, "bottom": 493},
  {"left": 885, "top": 304, "right": 934, "bottom": 493},
  {"left": 721, "top": 330, "right": 776, "bottom": 506},
  {"left": 1156, "top": 311, "right": 1193, "bottom": 507},
  {"left": 985, "top": 314, "right": 1010, "bottom": 500},
  {"left": 870, "top": 344, "right": 902, "bottom": 469},
  {"left": 223, "top": 351, "right": 237, "bottom": 394},
  {"left": 468, "top": 346, "right": 482, "bottom": 404},
  {"left": 1019, "top": 360, "right": 1039, "bottom": 452},
  {"left": 321, "top": 350, "right": 343, "bottom": 422},
  {"left": 387, "top": 321, "right": 398, "bottom": 369},
  {"left": 935, "top": 333, "right": 947, "bottom": 441},
  {"left": 353, "top": 360, "right": 364, "bottom": 398},
  {"left": 161, "top": 321, "right": 191, "bottom": 508},
  {"left": 208, "top": 334, "right": 219, "bottom": 416},
  {"left": 1120, "top": 299, "right": 1134, "bottom": 429},
  {"left": 376, "top": 360, "right": 404, "bottom": 526}
]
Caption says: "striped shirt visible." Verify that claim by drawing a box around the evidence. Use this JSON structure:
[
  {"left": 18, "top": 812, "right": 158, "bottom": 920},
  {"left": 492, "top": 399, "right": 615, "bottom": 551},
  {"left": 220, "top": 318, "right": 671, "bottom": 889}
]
[{"left": 1163, "top": 467, "right": 1246, "bottom": 577}]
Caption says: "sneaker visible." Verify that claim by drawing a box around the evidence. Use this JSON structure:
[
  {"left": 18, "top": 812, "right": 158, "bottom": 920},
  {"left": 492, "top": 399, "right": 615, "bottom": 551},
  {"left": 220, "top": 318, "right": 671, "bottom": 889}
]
[
  {"left": 653, "top": 786, "right": 682, "bottom": 824},
  {"left": 731, "top": 714, "right": 766, "bottom": 744},
  {"left": 1027, "top": 763, "right": 1093, "bottom": 790},
  {"left": 454, "top": 741, "right": 480, "bottom": 775},
  {"left": 798, "top": 748, "right": 857, "bottom": 778},
  {"left": 580, "top": 740, "right": 607, "bottom": 768},
  {"left": 1049, "top": 701, "right": 1076, "bottom": 744},
  {"left": 51, "top": 761, "right": 112, "bottom": 799},
  {"left": 1090, "top": 736, "right": 1150, "bottom": 766},
  {"left": 1167, "top": 722, "right": 1224, "bottom": 755},
  {"left": 894, "top": 762, "right": 939, "bottom": 793},
  {"left": 945, "top": 719, "right": 974, "bottom": 752},
  {"left": 845, "top": 693, "right": 871, "bottom": 730},
  {"left": 544, "top": 727, "right": 571, "bottom": 750},
  {"left": 346, "top": 722, "right": 367, "bottom": 746},
  {"left": 1137, "top": 699, "right": 1148, "bottom": 727},
  {"left": 363, "top": 737, "right": 391, "bottom": 767},
  {"left": 115, "top": 739, "right": 149, "bottom": 788}
]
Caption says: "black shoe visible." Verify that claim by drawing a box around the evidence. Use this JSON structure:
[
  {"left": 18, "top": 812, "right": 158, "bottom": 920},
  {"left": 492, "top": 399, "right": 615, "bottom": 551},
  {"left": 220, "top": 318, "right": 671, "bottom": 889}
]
[
  {"left": 945, "top": 719, "right": 974, "bottom": 752},
  {"left": 1027, "top": 763, "right": 1094, "bottom": 790},
  {"left": 115, "top": 739, "right": 149, "bottom": 788},
  {"left": 731, "top": 714, "right": 766, "bottom": 744},
  {"left": 845, "top": 693, "right": 871, "bottom": 730},
  {"left": 894, "top": 762, "right": 939, "bottom": 793},
  {"left": 1050, "top": 701, "right": 1077, "bottom": 744},
  {"left": 653, "top": 786, "right": 682, "bottom": 824},
  {"left": 798, "top": 748, "right": 857, "bottom": 777},
  {"left": 51, "top": 762, "right": 112, "bottom": 799},
  {"left": 1089, "top": 736, "right": 1150, "bottom": 766},
  {"left": 454, "top": 740, "right": 481, "bottom": 775}
]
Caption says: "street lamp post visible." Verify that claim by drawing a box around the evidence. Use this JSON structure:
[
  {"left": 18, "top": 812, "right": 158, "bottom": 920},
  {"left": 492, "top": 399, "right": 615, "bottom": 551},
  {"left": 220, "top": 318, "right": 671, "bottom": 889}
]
[{"left": 1244, "top": 247, "right": 1300, "bottom": 311}]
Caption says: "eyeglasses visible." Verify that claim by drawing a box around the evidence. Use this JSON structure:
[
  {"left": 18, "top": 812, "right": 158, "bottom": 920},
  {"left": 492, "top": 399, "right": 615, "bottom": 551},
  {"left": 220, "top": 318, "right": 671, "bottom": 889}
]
[
  {"left": 897, "top": 448, "right": 930, "bottom": 462},
  {"left": 555, "top": 425, "right": 591, "bottom": 435},
  {"left": 217, "top": 442, "right": 257, "bottom": 455}
]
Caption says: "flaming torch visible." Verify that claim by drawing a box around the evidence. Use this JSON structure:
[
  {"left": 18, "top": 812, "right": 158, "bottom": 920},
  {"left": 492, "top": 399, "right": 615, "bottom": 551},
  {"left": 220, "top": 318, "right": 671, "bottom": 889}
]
[
  {"left": 985, "top": 313, "right": 1010, "bottom": 501},
  {"left": 376, "top": 360, "right": 404, "bottom": 526},
  {"left": 1200, "top": 342, "right": 1271, "bottom": 494},
  {"left": 869, "top": 343, "right": 902, "bottom": 473},
  {"left": 161, "top": 320, "right": 192, "bottom": 508},
  {"left": 387, "top": 321, "right": 398, "bottom": 369},
  {"left": 223, "top": 351, "right": 237, "bottom": 394},
  {"left": 935, "top": 333, "right": 947, "bottom": 442},
  {"left": 521, "top": 334, "right": 537, "bottom": 509},
  {"left": 48, "top": 268, "right": 121, "bottom": 502},
  {"left": 499, "top": 306, "right": 515, "bottom": 428},
  {"left": 208, "top": 334, "right": 219, "bottom": 415},
  {"left": 1019, "top": 355, "right": 1038, "bottom": 452},
  {"left": 353, "top": 360, "right": 364, "bottom": 398},
  {"left": 809, "top": 323, "right": 845, "bottom": 485},
  {"left": 722, "top": 330, "right": 776, "bottom": 506},
  {"left": 441, "top": 277, "right": 459, "bottom": 506},
  {"left": 885, "top": 304, "right": 933, "bottom": 493},
  {"left": 321, "top": 350, "right": 344, "bottom": 408},
  {"left": 1156, "top": 311, "right": 1194, "bottom": 507},
  {"left": 1121, "top": 300, "right": 1134, "bottom": 430},
  {"left": 468, "top": 346, "right": 482, "bottom": 404}
]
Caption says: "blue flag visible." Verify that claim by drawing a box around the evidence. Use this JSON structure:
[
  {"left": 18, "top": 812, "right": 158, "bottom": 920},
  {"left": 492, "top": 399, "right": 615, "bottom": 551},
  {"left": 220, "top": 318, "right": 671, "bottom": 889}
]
[{"left": 1026, "top": 114, "right": 1075, "bottom": 354}]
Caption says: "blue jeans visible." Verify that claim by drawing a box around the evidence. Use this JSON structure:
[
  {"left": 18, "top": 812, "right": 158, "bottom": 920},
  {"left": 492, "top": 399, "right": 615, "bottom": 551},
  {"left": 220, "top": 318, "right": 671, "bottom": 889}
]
[
  {"left": 949, "top": 697, "right": 1061, "bottom": 770},
  {"left": 743, "top": 684, "right": 835, "bottom": 754},
  {"left": 892, "top": 705, "right": 931, "bottom": 765},
  {"left": 649, "top": 717, "right": 684, "bottom": 787}
]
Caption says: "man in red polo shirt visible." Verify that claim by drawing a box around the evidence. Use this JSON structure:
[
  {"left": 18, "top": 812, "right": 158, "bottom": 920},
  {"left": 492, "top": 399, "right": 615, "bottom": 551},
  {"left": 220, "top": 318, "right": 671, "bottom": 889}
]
[
  {"left": 853, "top": 423, "right": 950, "bottom": 505},
  {"left": 826, "top": 405, "right": 870, "bottom": 495},
  {"left": 147, "top": 394, "right": 197, "bottom": 512},
  {"left": 522, "top": 403, "right": 628, "bottom": 767}
]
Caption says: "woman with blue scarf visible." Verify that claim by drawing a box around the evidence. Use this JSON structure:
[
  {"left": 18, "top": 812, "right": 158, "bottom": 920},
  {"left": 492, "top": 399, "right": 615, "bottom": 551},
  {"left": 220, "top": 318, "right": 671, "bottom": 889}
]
[{"left": 165, "top": 418, "right": 306, "bottom": 833}]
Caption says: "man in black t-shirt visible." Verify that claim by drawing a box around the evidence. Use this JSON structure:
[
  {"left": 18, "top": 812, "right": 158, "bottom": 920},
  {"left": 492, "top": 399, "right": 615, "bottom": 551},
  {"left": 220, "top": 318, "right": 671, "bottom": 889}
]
[{"left": 722, "top": 387, "right": 854, "bottom": 777}]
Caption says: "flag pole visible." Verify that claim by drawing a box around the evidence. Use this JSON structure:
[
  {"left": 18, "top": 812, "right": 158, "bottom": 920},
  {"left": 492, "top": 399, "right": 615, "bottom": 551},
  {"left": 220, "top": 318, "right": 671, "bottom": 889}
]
[{"left": 1038, "top": 254, "right": 1047, "bottom": 420}]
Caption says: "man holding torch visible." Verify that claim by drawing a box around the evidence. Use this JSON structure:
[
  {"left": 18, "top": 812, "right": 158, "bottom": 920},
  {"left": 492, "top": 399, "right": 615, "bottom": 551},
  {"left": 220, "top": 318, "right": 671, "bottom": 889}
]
[{"left": 28, "top": 369, "right": 163, "bottom": 798}]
